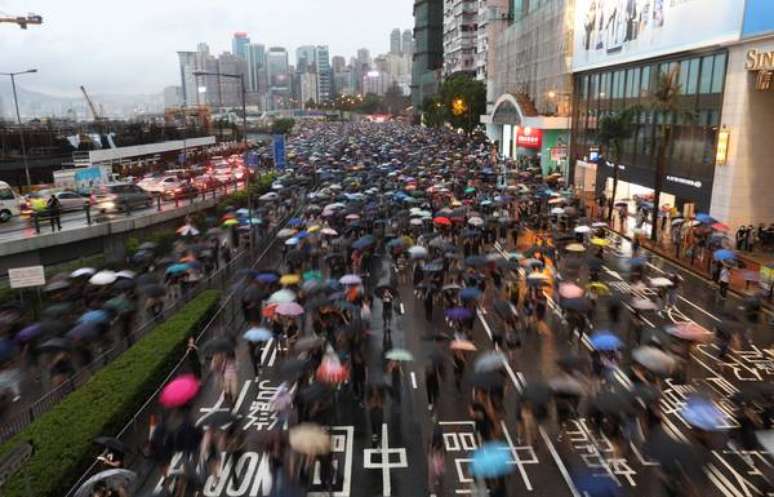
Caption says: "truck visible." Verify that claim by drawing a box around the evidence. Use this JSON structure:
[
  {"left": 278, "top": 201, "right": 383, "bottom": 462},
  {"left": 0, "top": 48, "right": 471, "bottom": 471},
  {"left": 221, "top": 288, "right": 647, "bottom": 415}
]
[{"left": 53, "top": 165, "right": 118, "bottom": 194}]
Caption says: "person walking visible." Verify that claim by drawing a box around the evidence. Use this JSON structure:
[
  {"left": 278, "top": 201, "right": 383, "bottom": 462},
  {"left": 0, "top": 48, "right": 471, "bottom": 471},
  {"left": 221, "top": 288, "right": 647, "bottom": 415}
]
[
  {"left": 719, "top": 264, "right": 730, "bottom": 298},
  {"left": 47, "top": 194, "right": 62, "bottom": 232}
]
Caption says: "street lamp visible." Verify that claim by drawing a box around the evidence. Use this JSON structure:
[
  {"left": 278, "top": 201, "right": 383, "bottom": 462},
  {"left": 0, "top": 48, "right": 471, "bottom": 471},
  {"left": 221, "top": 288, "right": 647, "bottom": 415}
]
[
  {"left": 193, "top": 70, "right": 247, "bottom": 149},
  {"left": 1, "top": 69, "right": 38, "bottom": 189}
]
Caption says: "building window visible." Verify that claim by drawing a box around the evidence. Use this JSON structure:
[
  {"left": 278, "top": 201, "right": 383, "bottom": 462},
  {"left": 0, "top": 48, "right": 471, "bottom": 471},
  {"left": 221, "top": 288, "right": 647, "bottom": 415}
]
[
  {"left": 711, "top": 53, "right": 726, "bottom": 94},
  {"left": 640, "top": 66, "right": 651, "bottom": 96},
  {"left": 686, "top": 58, "right": 699, "bottom": 95},
  {"left": 699, "top": 55, "right": 714, "bottom": 94}
]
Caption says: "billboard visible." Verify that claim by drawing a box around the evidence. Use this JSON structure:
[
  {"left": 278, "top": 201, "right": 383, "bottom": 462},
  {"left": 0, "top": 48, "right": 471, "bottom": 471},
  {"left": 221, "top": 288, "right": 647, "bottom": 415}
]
[
  {"left": 742, "top": 0, "right": 774, "bottom": 38},
  {"left": 572, "top": 0, "right": 745, "bottom": 71},
  {"left": 272, "top": 135, "right": 286, "bottom": 170}
]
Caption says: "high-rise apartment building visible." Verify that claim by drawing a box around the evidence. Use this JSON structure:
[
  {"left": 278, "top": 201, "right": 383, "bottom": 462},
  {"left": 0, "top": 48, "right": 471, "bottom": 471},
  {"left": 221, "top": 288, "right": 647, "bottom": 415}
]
[
  {"left": 267, "top": 47, "right": 290, "bottom": 109},
  {"left": 411, "top": 0, "right": 444, "bottom": 106},
  {"left": 331, "top": 55, "right": 346, "bottom": 73},
  {"left": 232, "top": 32, "right": 250, "bottom": 60},
  {"left": 296, "top": 46, "right": 317, "bottom": 73},
  {"left": 315, "top": 45, "right": 332, "bottom": 101},
  {"left": 443, "top": 0, "right": 478, "bottom": 76},
  {"left": 402, "top": 29, "right": 415, "bottom": 57},
  {"left": 390, "top": 28, "right": 402, "bottom": 55},
  {"left": 247, "top": 43, "right": 266, "bottom": 94},
  {"left": 300, "top": 71, "right": 319, "bottom": 105},
  {"left": 177, "top": 51, "right": 198, "bottom": 106}
]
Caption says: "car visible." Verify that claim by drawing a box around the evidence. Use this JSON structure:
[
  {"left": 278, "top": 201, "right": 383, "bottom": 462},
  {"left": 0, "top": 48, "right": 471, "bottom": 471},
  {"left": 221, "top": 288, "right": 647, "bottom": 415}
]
[
  {"left": 94, "top": 183, "right": 153, "bottom": 212},
  {"left": 193, "top": 174, "right": 221, "bottom": 192},
  {"left": 137, "top": 175, "right": 161, "bottom": 191},
  {"left": 162, "top": 182, "right": 199, "bottom": 200},
  {"left": 0, "top": 181, "right": 22, "bottom": 223},
  {"left": 212, "top": 165, "right": 235, "bottom": 183},
  {"left": 142, "top": 175, "right": 182, "bottom": 194},
  {"left": 24, "top": 189, "right": 90, "bottom": 214}
]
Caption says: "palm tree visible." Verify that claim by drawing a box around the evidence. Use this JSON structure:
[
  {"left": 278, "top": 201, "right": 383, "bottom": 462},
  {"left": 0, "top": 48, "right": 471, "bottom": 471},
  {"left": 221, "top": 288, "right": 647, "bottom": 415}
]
[
  {"left": 646, "top": 67, "right": 683, "bottom": 242},
  {"left": 598, "top": 107, "right": 638, "bottom": 222}
]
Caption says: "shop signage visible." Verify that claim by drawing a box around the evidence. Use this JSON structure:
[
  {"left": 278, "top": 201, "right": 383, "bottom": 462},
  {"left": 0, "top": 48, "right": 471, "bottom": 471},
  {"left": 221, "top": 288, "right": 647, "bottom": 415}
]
[
  {"left": 514, "top": 127, "right": 542, "bottom": 149},
  {"left": 745, "top": 49, "right": 774, "bottom": 90},
  {"left": 550, "top": 146, "right": 567, "bottom": 161},
  {"left": 716, "top": 128, "right": 730, "bottom": 165},
  {"left": 7, "top": 266, "right": 45, "bottom": 289},
  {"left": 666, "top": 175, "right": 702, "bottom": 189}
]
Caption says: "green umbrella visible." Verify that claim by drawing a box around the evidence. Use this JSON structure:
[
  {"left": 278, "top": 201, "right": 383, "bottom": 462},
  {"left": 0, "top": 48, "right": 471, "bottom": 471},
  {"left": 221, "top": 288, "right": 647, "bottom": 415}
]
[
  {"left": 386, "top": 348, "right": 414, "bottom": 362},
  {"left": 464, "top": 186, "right": 476, "bottom": 194},
  {"left": 105, "top": 296, "right": 134, "bottom": 314},
  {"left": 303, "top": 270, "right": 323, "bottom": 282}
]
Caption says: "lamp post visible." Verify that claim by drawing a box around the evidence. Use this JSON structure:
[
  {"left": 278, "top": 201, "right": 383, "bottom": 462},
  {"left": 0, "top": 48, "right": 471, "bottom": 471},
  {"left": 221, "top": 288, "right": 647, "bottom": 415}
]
[{"left": 1, "top": 69, "right": 37, "bottom": 189}]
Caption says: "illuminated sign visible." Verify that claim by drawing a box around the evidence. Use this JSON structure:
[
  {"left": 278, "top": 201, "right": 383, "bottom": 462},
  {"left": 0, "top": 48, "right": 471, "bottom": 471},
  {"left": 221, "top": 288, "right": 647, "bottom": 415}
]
[
  {"left": 514, "top": 127, "right": 542, "bottom": 149},
  {"left": 745, "top": 49, "right": 774, "bottom": 90},
  {"left": 716, "top": 128, "right": 730, "bottom": 165}
]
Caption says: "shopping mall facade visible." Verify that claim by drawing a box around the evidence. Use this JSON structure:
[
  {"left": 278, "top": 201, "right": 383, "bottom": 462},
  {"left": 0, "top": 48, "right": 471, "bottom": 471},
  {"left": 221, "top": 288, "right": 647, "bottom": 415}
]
[{"left": 482, "top": 0, "right": 773, "bottom": 230}]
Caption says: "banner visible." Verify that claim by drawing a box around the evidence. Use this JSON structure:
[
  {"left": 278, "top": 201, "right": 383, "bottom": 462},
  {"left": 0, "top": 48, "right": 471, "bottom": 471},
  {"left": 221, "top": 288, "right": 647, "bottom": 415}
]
[
  {"left": 272, "top": 135, "right": 286, "bottom": 171},
  {"left": 572, "top": 0, "right": 744, "bottom": 71}
]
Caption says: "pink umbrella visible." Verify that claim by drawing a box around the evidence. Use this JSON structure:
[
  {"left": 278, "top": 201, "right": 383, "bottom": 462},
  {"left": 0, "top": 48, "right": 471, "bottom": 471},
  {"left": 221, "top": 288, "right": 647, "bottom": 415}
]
[
  {"left": 159, "top": 374, "right": 200, "bottom": 408},
  {"left": 276, "top": 302, "right": 304, "bottom": 317},
  {"left": 558, "top": 283, "right": 584, "bottom": 299},
  {"left": 665, "top": 322, "right": 709, "bottom": 342},
  {"left": 316, "top": 359, "right": 349, "bottom": 384}
]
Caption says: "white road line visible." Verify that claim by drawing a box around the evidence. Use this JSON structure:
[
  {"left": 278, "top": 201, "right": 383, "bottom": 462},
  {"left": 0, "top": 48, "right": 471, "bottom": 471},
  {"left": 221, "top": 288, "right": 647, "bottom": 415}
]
[
  {"left": 232, "top": 379, "right": 252, "bottom": 414},
  {"left": 410, "top": 371, "right": 418, "bottom": 389},
  {"left": 476, "top": 310, "right": 493, "bottom": 339},
  {"left": 678, "top": 295, "right": 722, "bottom": 322},
  {"left": 438, "top": 420, "right": 476, "bottom": 426},
  {"left": 500, "top": 420, "right": 532, "bottom": 491},
  {"left": 539, "top": 426, "right": 582, "bottom": 497},
  {"left": 399, "top": 303, "right": 405, "bottom": 314},
  {"left": 259, "top": 338, "right": 274, "bottom": 366},
  {"left": 646, "top": 262, "right": 666, "bottom": 274}
]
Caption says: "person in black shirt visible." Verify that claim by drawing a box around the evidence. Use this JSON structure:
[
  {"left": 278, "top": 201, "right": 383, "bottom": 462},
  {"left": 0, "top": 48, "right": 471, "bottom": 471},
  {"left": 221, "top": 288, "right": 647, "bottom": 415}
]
[{"left": 47, "top": 194, "right": 62, "bottom": 231}]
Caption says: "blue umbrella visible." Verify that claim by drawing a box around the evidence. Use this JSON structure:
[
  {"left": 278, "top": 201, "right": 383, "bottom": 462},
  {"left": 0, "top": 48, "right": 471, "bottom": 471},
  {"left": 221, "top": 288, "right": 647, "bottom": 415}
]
[
  {"left": 589, "top": 331, "right": 623, "bottom": 351},
  {"left": 67, "top": 323, "right": 99, "bottom": 341},
  {"left": 0, "top": 338, "right": 16, "bottom": 363},
  {"left": 470, "top": 441, "right": 512, "bottom": 478},
  {"left": 244, "top": 327, "right": 273, "bottom": 343},
  {"left": 235, "top": 208, "right": 250, "bottom": 217},
  {"left": 628, "top": 256, "right": 647, "bottom": 267},
  {"left": 352, "top": 235, "right": 376, "bottom": 250},
  {"left": 256, "top": 272, "right": 279, "bottom": 283},
  {"left": 15, "top": 324, "right": 43, "bottom": 344},
  {"left": 713, "top": 249, "right": 735, "bottom": 262},
  {"left": 460, "top": 287, "right": 482, "bottom": 301},
  {"left": 695, "top": 213, "right": 715, "bottom": 224},
  {"left": 78, "top": 309, "right": 110, "bottom": 324},
  {"left": 287, "top": 217, "right": 304, "bottom": 227},
  {"left": 446, "top": 307, "right": 473, "bottom": 321},
  {"left": 682, "top": 396, "right": 725, "bottom": 431},
  {"left": 166, "top": 263, "right": 190, "bottom": 275}
]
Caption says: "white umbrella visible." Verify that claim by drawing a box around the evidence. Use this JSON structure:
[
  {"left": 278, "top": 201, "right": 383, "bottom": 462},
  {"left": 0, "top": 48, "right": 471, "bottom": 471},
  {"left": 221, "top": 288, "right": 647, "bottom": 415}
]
[
  {"left": 468, "top": 216, "right": 484, "bottom": 226},
  {"left": 321, "top": 227, "right": 338, "bottom": 236},
  {"left": 649, "top": 277, "right": 673, "bottom": 287},
  {"left": 574, "top": 225, "right": 591, "bottom": 234},
  {"left": 339, "top": 274, "right": 362, "bottom": 285},
  {"left": 70, "top": 267, "right": 96, "bottom": 278},
  {"left": 632, "top": 346, "right": 677, "bottom": 375},
  {"left": 176, "top": 224, "right": 199, "bottom": 237},
  {"left": 592, "top": 222, "right": 608, "bottom": 228},
  {"left": 408, "top": 245, "right": 428, "bottom": 258},
  {"left": 89, "top": 270, "right": 117, "bottom": 286},
  {"left": 268, "top": 289, "right": 297, "bottom": 304},
  {"left": 409, "top": 218, "right": 423, "bottom": 226},
  {"left": 115, "top": 270, "right": 136, "bottom": 279},
  {"left": 550, "top": 207, "right": 565, "bottom": 215},
  {"left": 277, "top": 228, "right": 297, "bottom": 239},
  {"left": 259, "top": 192, "right": 278, "bottom": 201},
  {"left": 74, "top": 469, "right": 137, "bottom": 497},
  {"left": 285, "top": 237, "right": 300, "bottom": 246}
]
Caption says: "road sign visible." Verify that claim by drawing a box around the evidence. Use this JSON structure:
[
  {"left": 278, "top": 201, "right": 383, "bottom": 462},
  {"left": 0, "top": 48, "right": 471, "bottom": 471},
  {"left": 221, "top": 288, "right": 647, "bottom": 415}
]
[
  {"left": 7, "top": 265, "right": 45, "bottom": 289},
  {"left": 245, "top": 150, "right": 259, "bottom": 168},
  {"left": 272, "top": 134, "right": 286, "bottom": 171}
]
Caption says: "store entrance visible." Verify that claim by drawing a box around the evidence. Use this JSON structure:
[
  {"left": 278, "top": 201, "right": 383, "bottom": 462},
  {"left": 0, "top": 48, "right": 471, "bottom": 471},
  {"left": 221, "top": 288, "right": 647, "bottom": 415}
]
[{"left": 605, "top": 178, "right": 687, "bottom": 238}]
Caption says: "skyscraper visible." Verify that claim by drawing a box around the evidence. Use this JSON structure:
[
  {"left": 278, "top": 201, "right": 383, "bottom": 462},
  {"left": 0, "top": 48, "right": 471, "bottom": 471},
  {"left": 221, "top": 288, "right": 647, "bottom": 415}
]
[
  {"left": 315, "top": 45, "right": 332, "bottom": 101},
  {"left": 177, "top": 51, "right": 197, "bottom": 106},
  {"left": 267, "top": 47, "right": 290, "bottom": 109},
  {"left": 331, "top": 55, "right": 346, "bottom": 74},
  {"left": 411, "top": 0, "right": 444, "bottom": 106},
  {"left": 295, "top": 46, "right": 317, "bottom": 73},
  {"left": 232, "top": 32, "right": 250, "bottom": 60},
  {"left": 247, "top": 44, "right": 266, "bottom": 93},
  {"left": 402, "top": 29, "right": 415, "bottom": 57},
  {"left": 390, "top": 28, "right": 402, "bottom": 55}
]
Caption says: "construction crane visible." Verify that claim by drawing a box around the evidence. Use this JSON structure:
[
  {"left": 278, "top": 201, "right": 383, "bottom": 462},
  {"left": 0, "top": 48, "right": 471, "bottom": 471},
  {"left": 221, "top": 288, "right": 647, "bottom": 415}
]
[
  {"left": 80, "top": 85, "right": 106, "bottom": 122},
  {"left": 0, "top": 12, "right": 42, "bottom": 29}
]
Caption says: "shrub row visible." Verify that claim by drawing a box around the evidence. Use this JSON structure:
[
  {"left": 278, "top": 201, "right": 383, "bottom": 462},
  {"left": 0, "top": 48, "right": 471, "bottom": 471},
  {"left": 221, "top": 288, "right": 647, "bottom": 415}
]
[{"left": 0, "top": 289, "right": 222, "bottom": 497}]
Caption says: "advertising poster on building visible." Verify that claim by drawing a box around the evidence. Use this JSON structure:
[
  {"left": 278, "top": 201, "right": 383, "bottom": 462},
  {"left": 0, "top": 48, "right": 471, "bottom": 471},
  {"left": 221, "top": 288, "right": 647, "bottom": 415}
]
[
  {"left": 272, "top": 135, "right": 286, "bottom": 171},
  {"left": 572, "top": 0, "right": 744, "bottom": 71}
]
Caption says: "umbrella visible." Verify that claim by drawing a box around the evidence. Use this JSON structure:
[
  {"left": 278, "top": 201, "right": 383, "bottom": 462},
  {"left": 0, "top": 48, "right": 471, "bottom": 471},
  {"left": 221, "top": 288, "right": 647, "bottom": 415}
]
[
  {"left": 565, "top": 243, "right": 586, "bottom": 252},
  {"left": 586, "top": 282, "right": 610, "bottom": 294},
  {"left": 294, "top": 335, "right": 325, "bottom": 352},
  {"left": 556, "top": 354, "right": 589, "bottom": 372},
  {"left": 320, "top": 227, "right": 338, "bottom": 236},
  {"left": 38, "top": 337, "right": 71, "bottom": 353},
  {"left": 468, "top": 216, "right": 484, "bottom": 226},
  {"left": 681, "top": 396, "right": 726, "bottom": 431},
  {"left": 244, "top": 327, "right": 273, "bottom": 343},
  {"left": 695, "top": 213, "right": 715, "bottom": 224},
  {"left": 591, "top": 391, "right": 636, "bottom": 417},
  {"left": 644, "top": 427, "right": 705, "bottom": 476},
  {"left": 279, "top": 358, "right": 308, "bottom": 381},
  {"left": 74, "top": 469, "right": 137, "bottom": 497},
  {"left": 176, "top": 224, "right": 200, "bottom": 237},
  {"left": 549, "top": 376, "right": 587, "bottom": 396},
  {"left": 70, "top": 267, "right": 96, "bottom": 278},
  {"left": 94, "top": 436, "right": 128, "bottom": 454},
  {"left": 558, "top": 283, "right": 584, "bottom": 299},
  {"left": 44, "top": 280, "right": 70, "bottom": 293},
  {"left": 589, "top": 331, "right": 623, "bottom": 351},
  {"left": 203, "top": 337, "right": 233, "bottom": 355},
  {"left": 256, "top": 272, "right": 280, "bottom": 284},
  {"left": 649, "top": 277, "right": 673, "bottom": 287},
  {"left": 104, "top": 296, "right": 132, "bottom": 314},
  {"left": 374, "top": 285, "right": 398, "bottom": 298},
  {"left": 303, "top": 270, "right": 323, "bottom": 282},
  {"left": 713, "top": 249, "right": 735, "bottom": 262},
  {"left": 665, "top": 322, "right": 708, "bottom": 342},
  {"left": 460, "top": 287, "right": 482, "bottom": 301},
  {"left": 574, "top": 225, "right": 591, "bottom": 234},
  {"left": 276, "top": 302, "right": 304, "bottom": 317},
  {"left": 15, "top": 324, "right": 44, "bottom": 344},
  {"left": 632, "top": 346, "right": 677, "bottom": 375},
  {"left": 165, "top": 263, "right": 190, "bottom": 275},
  {"left": 67, "top": 323, "right": 100, "bottom": 341},
  {"left": 408, "top": 245, "right": 428, "bottom": 259},
  {"left": 339, "top": 274, "right": 362, "bottom": 285},
  {"left": 450, "top": 338, "right": 477, "bottom": 351},
  {"left": 470, "top": 441, "right": 512, "bottom": 478},
  {"left": 316, "top": 359, "right": 349, "bottom": 384},
  {"left": 433, "top": 216, "right": 451, "bottom": 226},
  {"left": 268, "top": 289, "right": 296, "bottom": 304},
  {"left": 469, "top": 370, "right": 503, "bottom": 389},
  {"left": 445, "top": 307, "right": 473, "bottom": 321},
  {"left": 280, "top": 274, "right": 301, "bottom": 286},
  {"left": 159, "top": 374, "right": 200, "bottom": 408},
  {"left": 89, "top": 270, "right": 117, "bottom": 286},
  {"left": 277, "top": 228, "right": 297, "bottom": 239},
  {"left": 289, "top": 423, "right": 331, "bottom": 456},
  {"left": 590, "top": 237, "right": 609, "bottom": 247},
  {"left": 631, "top": 297, "right": 657, "bottom": 311},
  {"left": 474, "top": 351, "right": 507, "bottom": 372},
  {"left": 385, "top": 348, "right": 414, "bottom": 362}
]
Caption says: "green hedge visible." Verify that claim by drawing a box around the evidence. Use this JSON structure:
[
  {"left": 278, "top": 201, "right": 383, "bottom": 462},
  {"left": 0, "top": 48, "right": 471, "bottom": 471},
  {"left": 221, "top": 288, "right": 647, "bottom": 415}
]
[{"left": 0, "top": 289, "right": 222, "bottom": 497}]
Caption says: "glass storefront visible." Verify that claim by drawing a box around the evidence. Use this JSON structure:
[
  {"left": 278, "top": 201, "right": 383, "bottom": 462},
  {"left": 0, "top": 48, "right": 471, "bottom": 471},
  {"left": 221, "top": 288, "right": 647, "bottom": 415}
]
[{"left": 570, "top": 48, "right": 728, "bottom": 212}]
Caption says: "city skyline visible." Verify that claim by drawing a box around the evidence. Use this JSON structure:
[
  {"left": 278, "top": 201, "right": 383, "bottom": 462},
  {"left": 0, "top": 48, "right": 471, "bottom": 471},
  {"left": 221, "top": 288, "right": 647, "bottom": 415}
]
[{"left": 1, "top": 0, "right": 413, "bottom": 97}]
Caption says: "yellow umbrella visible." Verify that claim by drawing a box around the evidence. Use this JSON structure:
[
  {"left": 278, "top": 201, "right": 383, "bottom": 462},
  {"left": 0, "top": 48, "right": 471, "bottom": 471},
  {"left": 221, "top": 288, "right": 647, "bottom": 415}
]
[
  {"left": 307, "top": 225, "right": 321, "bottom": 233},
  {"left": 590, "top": 237, "right": 609, "bottom": 247},
  {"left": 586, "top": 282, "right": 610, "bottom": 295},
  {"left": 450, "top": 200, "right": 462, "bottom": 207},
  {"left": 280, "top": 274, "right": 301, "bottom": 286},
  {"left": 222, "top": 219, "right": 239, "bottom": 227}
]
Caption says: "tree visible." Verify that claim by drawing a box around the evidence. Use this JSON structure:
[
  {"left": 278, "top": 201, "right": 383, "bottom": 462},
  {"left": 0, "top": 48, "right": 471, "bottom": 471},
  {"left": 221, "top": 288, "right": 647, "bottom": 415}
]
[
  {"left": 383, "top": 82, "right": 409, "bottom": 115},
  {"left": 420, "top": 96, "right": 447, "bottom": 128},
  {"left": 646, "top": 67, "right": 686, "bottom": 242},
  {"left": 597, "top": 107, "right": 638, "bottom": 222},
  {"left": 305, "top": 99, "right": 317, "bottom": 110},
  {"left": 438, "top": 74, "right": 486, "bottom": 134},
  {"left": 271, "top": 118, "right": 295, "bottom": 135},
  {"left": 359, "top": 93, "right": 385, "bottom": 114}
]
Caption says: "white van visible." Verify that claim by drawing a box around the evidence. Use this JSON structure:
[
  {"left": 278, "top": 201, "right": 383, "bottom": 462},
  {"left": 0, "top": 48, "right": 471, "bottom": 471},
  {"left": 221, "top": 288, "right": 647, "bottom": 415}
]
[{"left": 0, "top": 181, "right": 22, "bottom": 223}]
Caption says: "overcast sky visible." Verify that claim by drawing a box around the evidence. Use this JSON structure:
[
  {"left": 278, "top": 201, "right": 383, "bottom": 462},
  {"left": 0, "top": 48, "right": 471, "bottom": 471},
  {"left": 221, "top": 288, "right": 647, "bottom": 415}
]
[{"left": 1, "top": 0, "right": 414, "bottom": 97}]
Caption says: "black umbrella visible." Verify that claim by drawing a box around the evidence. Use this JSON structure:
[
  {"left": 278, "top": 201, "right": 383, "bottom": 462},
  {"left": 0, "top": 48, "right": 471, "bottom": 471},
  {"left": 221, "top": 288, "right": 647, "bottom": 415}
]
[
  {"left": 468, "top": 371, "right": 503, "bottom": 389},
  {"left": 94, "top": 436, "right": 128, "bottom": 454},
  {"left": 279, "top": 358, "right": 309, "bottom": 381},
  {"left": 520, "top": 382, "right": 553, "bottom": 408},
  {"left": 141, "top": 284, "right": 164, "bottom": 298},
  {"left": 38, "top": 337, "right": 71, "bottom": 353},
  {"left": 560, "top": 298, "right": 591, "bottom": 312},
  {"left": 591, "top": 390, "right": 636, "bottom": 417},
  {"left": 556, "top": 354, "right": 589, "bottom": 372},
  {"left": 297, "top": 382, "right": 332, "bottom": 403},
  {"left": 644, "top": 427, "right": 707, "bottom": 477},
  {"left": 203, "top": 337, "right": 234, "bottom": 355}
]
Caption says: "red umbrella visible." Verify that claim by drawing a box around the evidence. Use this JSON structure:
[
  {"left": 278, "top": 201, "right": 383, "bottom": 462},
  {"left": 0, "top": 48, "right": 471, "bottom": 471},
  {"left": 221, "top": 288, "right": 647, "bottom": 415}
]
[
  {"left": 160, "top": 374, "right": 200, "bottom": 408},
  {"left": 711, "top": 222, "right": 729, "bottom": 232},
  {"left": 262, "top": 303, "right": 278, "bottom": 318},
  {"left": 316, "top": 359, "right": 349, "bottom": 384},
  {"left": 433, "top": 216, "right": 451, "bottom": 227}
]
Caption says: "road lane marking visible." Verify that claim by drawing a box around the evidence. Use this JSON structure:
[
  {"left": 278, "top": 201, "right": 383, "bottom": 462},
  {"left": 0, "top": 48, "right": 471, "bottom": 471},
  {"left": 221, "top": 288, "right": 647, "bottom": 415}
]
[
  {"left": 500, "top": 420, "right": 533, "bottom": 491},
  {"left": 362, "top": 423, "right": 407, "bottom": 497},
  {"left": 410, "top": 371, "right": 418, "bottom": 389},
  {"left": 539, "top": 426, "right": 582, "bottom": 497},
  {"left": 476, "top": 310, "right": 493, "bottom": 339}
]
